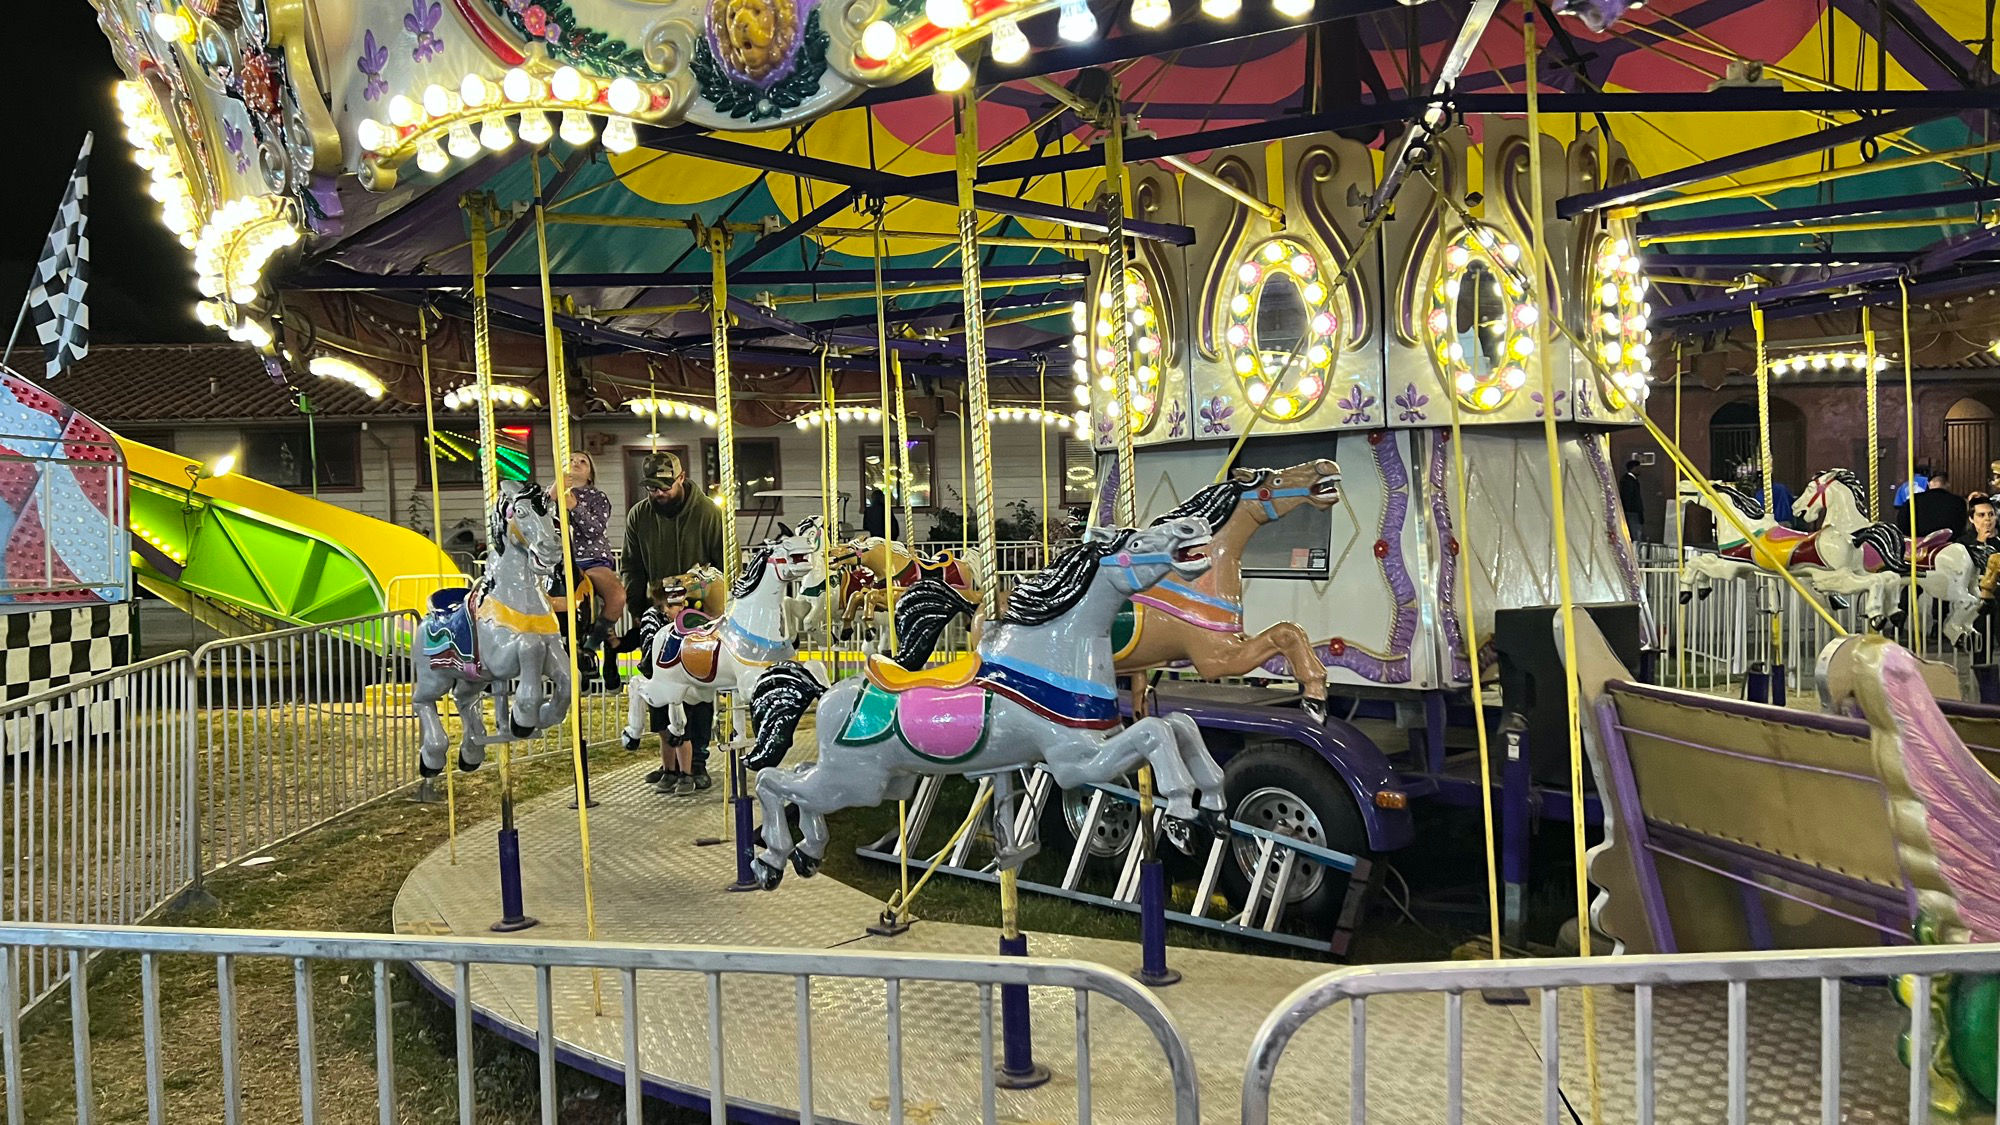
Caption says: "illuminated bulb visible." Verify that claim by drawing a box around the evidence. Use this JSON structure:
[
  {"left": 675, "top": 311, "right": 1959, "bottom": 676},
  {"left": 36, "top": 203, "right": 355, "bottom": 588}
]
[
  {"left": 1233, "top": 353, "right": 1255, "bottom": 375},
  {"left": 861, "top": 20, "right": 900, "bottom": 60},
  {"left": 1510, "top": 336, "right": 1535, "bottom": 358},
  {"left": 1269, "top": 395, "right": 1295, "bottom": 418},
  {"left": 447, "top": 121, "right": 479, "bottom": 159},
  {"left": 1499, "top": 242, "right": 1522, "bottom": 265},
  {"left": 1073, "top": 384, "right": 1091, "bottom": 405},
  {"left": 1136, "top": 336, "right": 1158, "bottom": 356},
  {"left": 1097, "top": 374, "right": 1114, "bottom": 391},
  {"left": 559, "top": 110, "right": 595, "bottom": 146},
  {"left": 1308, "top": 344, "right": 1331, "bottom": 366},
  {"left": 1226, "top": 324, "right": 1250, "bottom": 347},
  {"left": 1290, "top": 253, "right": 1314, "bottom": 276},
  {"left": 480, "top": 113, "right": 514, "bottom": 151},
  {"left": 1446, "top": 245, "right": 1470, "bottom": 270},
  {"left": 550, "top": 66, "right": 586, "bottom": 103},
  {"left": 931, "top": 45, "right": 971, "bottom": 92},
  {"left": 1477, "top": 385, "right": 1501, "bottom": 409},
  {"left": 357, "top": 118, "right": 388, "bottom": 151},
  {"left": 1246, "top": 381, "right": 1269, "bottom": 404},
  {"left": 415, "top": 136, "right": 448, "bottom": 174},
  {"left": 1072, "top": 359, "right": 1088, "bottom": 377},
  {"left": 1070, "top": 301, "right": 1088, "bottom": 331},
  {"left": 151, "top": 8, "right": 189, "bottom": 39},
  {"left": 601, "top": 116, "right": 638, "bottom": 153},
  {"left": 1230, "top": 294, "right": 1251, "bottom": 316},
  {"left": 1455, "top": 372, "right": 1477, "bottom": 394},
  {"left": 1600, "top": 282, "right": 1619, "bottom": 306},
  {"left": 422, "top": 84, "right": 453, "bottom": 118},
  {"left": 1134, "top": 393, "right": 1156, "bottom": 413},
  {"left": 502, "top": 68, "right": 535, "bottom": 102},
  {"left": 990, "top": 16, "right": 1030, "bottom": 62},
  {"left": 927, "top": 0, "right": 971, "bottom": 28},
  {"left": 1237, "top": 262, "right": 1261, "bottom": 286},
  {"left": 1137, "top": 364, "right": 1157, "bottom": 383},
  {"left": 1598, "top": 312, "right": 1620, "bottom": 334},
  {"left": 1427, "top": 309, "right": 1450, "bottom": 336},
  {"left": 1058, "top": 0, "right": 1097, "bottom": 42},
  {"left": 1095, "top": 347, "right": 1115, "bottom": 367},
  {"left": 460, "top": 74, "right": 493, "bottom": 108},
  {"left": 1310, "top": 313, "right": 1335, "bottom": 335},
  {"left": 1263, "top": 243, "right": 1285, "bottom": 264},
  {"left": 1201, "top": 0, "right": 1241, "bottom": 17},
  {"left": 1298, "top": 375, "right": 1323, "bottom": 398},
  {"left": 606, "top": 77, "right": 644, "bottom": 116},
  {"left": 1810, "top": 354, "right": 1828, "bottom": 370},
  {"left": 1131, "top": 0, "right": 1172, "bottom": 27},
  {"left": 517, "top": 109, "right": 553, "bottom": 145}
]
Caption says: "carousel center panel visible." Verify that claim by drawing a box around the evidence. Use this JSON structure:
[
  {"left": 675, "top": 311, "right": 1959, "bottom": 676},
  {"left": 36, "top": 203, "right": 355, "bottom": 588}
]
[{"left": 392, "top": 758, "right": 1921, "bottom": 1123}]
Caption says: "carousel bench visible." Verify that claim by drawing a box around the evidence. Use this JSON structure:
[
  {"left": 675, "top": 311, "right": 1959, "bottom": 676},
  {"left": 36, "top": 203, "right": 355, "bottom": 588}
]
[{"left": 1570, "top": 615, "right": 2000, "bottom": 957}]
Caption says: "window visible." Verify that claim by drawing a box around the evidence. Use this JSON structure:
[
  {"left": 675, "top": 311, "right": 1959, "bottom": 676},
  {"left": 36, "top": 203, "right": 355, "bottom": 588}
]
[
  {"left": 1059, "top": 437, "right": 1099, "bottom": 512},
  {"left": 244, "top": 424, "right": 362, "bottom": 491},
  {"left": 859, "top": 435, "right": 935, "bottom": 510},
  {"left": 703, "top": 438, "right": 781, "bottom": 514},
  {"left": 417, "top": 425, "right": 536, "bottom": 489},
  {"left": 1236, "top": 435, "right": 1335, "bottom": 579},
  {"left": 623, "top": 443, "right": 690, "bottom": 507}
]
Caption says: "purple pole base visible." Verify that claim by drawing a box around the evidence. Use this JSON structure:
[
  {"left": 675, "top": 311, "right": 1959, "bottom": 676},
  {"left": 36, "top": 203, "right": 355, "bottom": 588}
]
[
  {"left": 1975, "top": 664, "right": 2000, "bottom": 704},
  {"left": 1134, "top": 861, "right": 1181, "bottom": 987},
  {"left": 726, "top": 793, "right": 760, "bottom": 892},
  {"left": 1745, "top": 667, "right": 1770, "bottom": 704},
  {"left": 490, "top": 826, "right": 539, "bottom": 932},
  {"left": 995, "top": 933, "right": 1051, "bottom": 1089},
  {"left": 1771, "top": 663, "right": 1786, "bottom": 708}
]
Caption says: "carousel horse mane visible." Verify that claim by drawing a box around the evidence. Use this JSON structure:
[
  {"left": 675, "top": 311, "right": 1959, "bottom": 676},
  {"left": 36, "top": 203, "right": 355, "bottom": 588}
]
[
  {"left": 1000, "top": 529, "right": 1134, "bottom": 627},
  {"left": 889, "top": 577, "right": 978, "bottom": 670},
  {"left": 1710, "top": 481, "right": 1766, "bottom": 520},
  {"left": 1152, "top": 472, "right": 1267, "bottom": 530},
  {"left": 1821, "top": 467, "right": 1871, "bottom": 512},
  {"left": 732, "top": 542, "right": 776, "bottom": 599},
  {"left": 1850, "top": 523, "right": 1913, "bottom": 575}
]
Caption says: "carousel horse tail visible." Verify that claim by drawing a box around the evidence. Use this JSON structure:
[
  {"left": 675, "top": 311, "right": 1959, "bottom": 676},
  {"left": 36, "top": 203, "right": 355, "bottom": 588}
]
[
  {"left": 747, "top": 661, "right": 826, "bottom": 770},
  {"left": 890, "top": 577, "right": 979, "bottom": 671},
  {"left": 1853, "top": 523, "right": 1912, "bottom": 575}
]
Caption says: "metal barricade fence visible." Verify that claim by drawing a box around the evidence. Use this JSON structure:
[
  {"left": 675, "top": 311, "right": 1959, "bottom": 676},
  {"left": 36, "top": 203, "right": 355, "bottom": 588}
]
[
  {"left": 0, "top": 655, "right": 194, "bottom": 1014},
  {"left": 1243, "top": 942, "right": 2000, "bottom": 1125},
  {"left": 0, "top": 920, "right": 1201, "bottom": 1125}
]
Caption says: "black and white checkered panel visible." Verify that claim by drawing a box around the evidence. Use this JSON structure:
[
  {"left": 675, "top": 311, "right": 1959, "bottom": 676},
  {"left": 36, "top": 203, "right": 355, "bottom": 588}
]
[{"left": 1, "top": 603, "right": 133, "bottom": 754}]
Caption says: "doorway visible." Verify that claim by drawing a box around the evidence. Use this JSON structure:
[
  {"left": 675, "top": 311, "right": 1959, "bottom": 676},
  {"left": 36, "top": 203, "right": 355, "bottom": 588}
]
[{"left": 1945, "top": 397, "right": 1995, "bottom": 496}]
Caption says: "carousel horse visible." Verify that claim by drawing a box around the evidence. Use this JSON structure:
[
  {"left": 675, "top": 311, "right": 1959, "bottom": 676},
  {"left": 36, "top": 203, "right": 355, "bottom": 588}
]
[
  {"left": 1795, "top": 468, "right": 1983, "bottom": 646},
  {"left": 1673, "top": 479, "right": 1782, "bottom": 600},
  {"left": 833, "top": 536, "right": 982, "bottom": 649},
  {"left": 744, "top": 518, "right": 1228, "bottom": 888},
  {"left": 1112, "top": 461, "right": 1343, "bottom": 722},
  {"left": 620, "top": 524, "right": 820, "bottom": 751},
  {"left": 413, "top": 481, "right": 572, "bottom": 776},
  {"left": 780, "top": 516, "right": 833, "bottom": 645}
]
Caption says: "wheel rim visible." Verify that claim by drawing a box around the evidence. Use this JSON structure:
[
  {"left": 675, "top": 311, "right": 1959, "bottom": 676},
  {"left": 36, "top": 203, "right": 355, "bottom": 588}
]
[
  {"left": 1230, "top": 786, "right": 1328, "bottom": 902},
  {"left": 1062, "top": 787, "right": 1137, "bottom": 858}
]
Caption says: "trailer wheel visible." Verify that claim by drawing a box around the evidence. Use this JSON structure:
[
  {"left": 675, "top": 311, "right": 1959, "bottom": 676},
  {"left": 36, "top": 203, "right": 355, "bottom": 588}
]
[{"left": 1218, "top": 742, "right": 1370, "bottom": 934}]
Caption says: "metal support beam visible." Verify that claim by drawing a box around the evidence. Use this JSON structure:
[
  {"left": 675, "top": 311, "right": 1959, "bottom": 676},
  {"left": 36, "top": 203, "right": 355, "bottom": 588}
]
[
  {"left": 732, "top": 186, "right": 862, "bottom": 271},
  {"left": 288, "top": 263, "right": 1087, "bottom": 291},
  {"left": 488, "top": 148, "right": 596, "bottom": 268},
  {"left": 1366, "top": 0, "right": 1501, "bottom": 222},
  {"left": 1635, "top": 184, "right": 2000, "bottom": 238}
]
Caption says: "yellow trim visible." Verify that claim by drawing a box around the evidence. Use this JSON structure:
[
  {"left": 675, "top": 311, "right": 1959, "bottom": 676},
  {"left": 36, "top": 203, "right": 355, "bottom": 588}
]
[
  {"left": 479, "top": 598, "right": 560, "bottom": 635},
  {"left": 865, "top": 651, "right": 979, "bottom": 692}
]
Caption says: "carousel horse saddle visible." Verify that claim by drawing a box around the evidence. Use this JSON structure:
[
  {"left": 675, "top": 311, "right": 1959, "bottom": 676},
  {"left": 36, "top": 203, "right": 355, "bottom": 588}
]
[
  {"left": 895, "top": 551, "right": 971, "bottom": 589},
  {"left": 1858, "top": 528, "right": 1957, "bottom": 573},
  {"left": 658, "top": 621, "right": 723, "bottom": 683},
  {"left": 838, "top": 680, "right": 992, "bottom": 763},
  {"left": 420, "top": 588, "right": 479, "bottom": 667},
  {"left": 864, "top": 651, "right": 980, "bottom": 693},
  {"left": 1719, "top": 527, "right": 1825, "bottom": 570}
]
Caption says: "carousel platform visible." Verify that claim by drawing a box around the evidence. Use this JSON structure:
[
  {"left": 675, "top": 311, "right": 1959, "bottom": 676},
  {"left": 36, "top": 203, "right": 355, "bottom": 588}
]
[{"left": 392, "top": 757, "right": 1927, "bottom": 1124}]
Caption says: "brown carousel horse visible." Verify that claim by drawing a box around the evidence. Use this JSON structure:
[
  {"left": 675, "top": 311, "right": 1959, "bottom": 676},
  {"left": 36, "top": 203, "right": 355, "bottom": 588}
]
[
  {"left": 832, "top": 536, "right": 982, "bottom": 643},
  {"left": 1111, "top": 461, "right": 1343, "bottom": 721}
]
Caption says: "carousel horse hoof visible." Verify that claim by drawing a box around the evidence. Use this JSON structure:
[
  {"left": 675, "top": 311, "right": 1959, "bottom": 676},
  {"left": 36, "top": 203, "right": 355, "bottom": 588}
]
[
  {"left": 1198, "top": 807, "right": 1231, "bottom": 834},
  {"left": 1828, "top": 595, "right": 1852, "bottom": 611},
  {"left": 790, "top": 849, "right": 822, "bottom": 879},
  {"left": 1160, "top": 817, "right": 1198, "bottom": 856},
  {"left": 1677, "top": 590, "right": 1693, "bottom": 606},
  {"left": 1302, "top": 695, "right": 1328, "bottom": 724},
  {"left": 511, "top": 719, "right": 537, "bottom": 739},
  {"left": 752, "top": 856, "right": 785, "bottom": 891},
  {"left": 419, "top": 759, "right": 442, "bottom": 779},
  {"left": 1698, "top": 587, "right": 1714, "bottom": 601},
  {"left": 458, "top": 753, "right": 481, "bottom": 773},
  {"left": 620, "top": 730, "right": 642, "bottom": 751}
]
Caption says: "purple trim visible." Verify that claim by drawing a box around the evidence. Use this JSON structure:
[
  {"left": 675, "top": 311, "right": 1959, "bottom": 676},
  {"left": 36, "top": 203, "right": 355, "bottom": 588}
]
[
  {"left": 1606, "top": 679, "right": 1871, "bottom": 735},
  {"left": 1274, "top": 433, "right": 1417, "bottom": 684},
  {"left": 1737, "top": 877, "right": 1776, "bottom": 950},
  {"left": 1297, "top": 147, "right": 1370, "bottom": 348},
  {"left": 1610, "top": 722, "right": 1885, "bottom": 784},
  {"left": 1644, "top": 835, "right": 1912, "bottom": 941},
  {"left": 1430, "top": 434, "right": 1470, "bottom": 682},
  {"left": 1497, "top": 137, "right": 1563, "bottom": 325},
  {"left": 1595, "top": 699, "right": 1679, "bottom": 953},
  {"left": 1195, "top": 157, "right": 1255, "bottom": 360},
  {"left": 1396, "top": 192, "right": 1443, "bottom": 345},
  {"left": 1580, "top": 436, "right": 1643, "bottom": 603}
]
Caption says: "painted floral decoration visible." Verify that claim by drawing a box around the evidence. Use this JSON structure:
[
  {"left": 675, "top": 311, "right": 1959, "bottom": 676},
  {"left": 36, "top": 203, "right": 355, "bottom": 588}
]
[
  {"left": 1198, "top": 395, "right": 1234, "bottom": 436},
  {"left": 223, "top": 120, "right": 250, "bottom": 173},
  {"left": 407, "top": 0, "right": 445, "bottom": 62},
  {"left": 692, "top": 5, "right": 829, "bottom": 121},
  {"left": 1165, "top": 397, "right": 1187, "bottom": 438},
  {"left": 237, "top": 48, "right": 280, "bottom": 118},
  {"left": 481, "top": 0, "right": 653, "bottom": 77},
  {"left": 1394, "top": 383, "right": 1429, "bottom": 424},
  {"left": 357, "top": 30, "right": 389, "bottom": 101},
  {"left": 1338, "top": 385, "right": 1377, "bottom": 426}
]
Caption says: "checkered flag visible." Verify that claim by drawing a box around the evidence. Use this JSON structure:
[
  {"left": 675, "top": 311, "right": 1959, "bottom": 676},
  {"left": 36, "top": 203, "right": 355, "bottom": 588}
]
[{"left": 22, "top": 135, "right": 92, "bottom": 376}]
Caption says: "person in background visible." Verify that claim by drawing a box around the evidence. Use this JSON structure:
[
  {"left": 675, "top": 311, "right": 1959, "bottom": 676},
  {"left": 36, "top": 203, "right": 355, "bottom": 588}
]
[
  {"left": 1619, "top": 455, "right": 1646, "bottom": 542},
  {"left": 620, "top": 451, "right": 726, "bottom": 793},
  {"left": 1893, "top": 463, "right": 1932, "bottom": 510},
  {"left": 1911, "top": 467, "right": 1966, "bottom": 538},
  {"left": 1768, "top": 478, "right": 1797, "bottom": 530},
  {"left": 1960, "top": 496, "right": 2000, "bottom": 659},
  {"left": 861, "top": 485, "right": 902, "bottom": 541},
  {"left": 560, "top": 451, "right": 624, "bottom": 644}
]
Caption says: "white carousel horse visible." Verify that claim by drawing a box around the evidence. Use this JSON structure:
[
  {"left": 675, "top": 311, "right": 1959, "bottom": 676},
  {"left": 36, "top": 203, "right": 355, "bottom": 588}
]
[
  {"left": 1795, "top": 468, "right": 1983, "bottom": 647},
  {"left": 620, "top": 524, "right": 821, "bottom": 750},
  {"left": 780, "top": 516, "right": 832, "bottom": 647},
  {"left": 414, "top": 481, "right": 572, "bottom": 775},
  {"left": 1674, "top": 479, "right": 1780, "bottom": 600},
  {"left": 743, "top": 519, "right": 1228, "bottom": 888}
]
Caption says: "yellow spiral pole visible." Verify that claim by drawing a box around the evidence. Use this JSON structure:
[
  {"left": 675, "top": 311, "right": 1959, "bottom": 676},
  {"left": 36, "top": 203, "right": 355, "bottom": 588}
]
[
  {"left": 1673, "top": 341, "right": 1687, "bottom": 689},
  {"left": 1445, "top": 393, "right": 1503, "bottom": 963},
  {"left": 1902, "top": 277, "right": 1920, "bottom": 652},
  {"left": 1864, "top": 308, "right": 1880, "bottom": 522},
  {"left": 416, "top": 307, "right": 458, "bottom": 866}
]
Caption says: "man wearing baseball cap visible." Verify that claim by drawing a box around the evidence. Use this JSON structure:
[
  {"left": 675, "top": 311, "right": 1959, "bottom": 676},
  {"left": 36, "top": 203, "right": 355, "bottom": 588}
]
[{"left": 620, "top": 450, "right": 727, "bottom": 790}]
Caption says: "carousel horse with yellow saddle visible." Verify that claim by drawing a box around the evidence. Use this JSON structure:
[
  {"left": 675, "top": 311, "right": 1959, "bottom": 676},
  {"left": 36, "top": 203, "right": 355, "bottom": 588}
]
[
  {"left": 1110, "top": 460, "right": 1343, "bottom": 722},
  {"left": 832, "top": 534, "right": 982, "bottom": 650}
]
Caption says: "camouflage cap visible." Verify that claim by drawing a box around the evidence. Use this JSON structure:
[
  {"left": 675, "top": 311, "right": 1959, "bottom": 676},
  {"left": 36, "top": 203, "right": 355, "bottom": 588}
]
[{"left": 641, "top": 450, "right": 685, "bottom": 488}]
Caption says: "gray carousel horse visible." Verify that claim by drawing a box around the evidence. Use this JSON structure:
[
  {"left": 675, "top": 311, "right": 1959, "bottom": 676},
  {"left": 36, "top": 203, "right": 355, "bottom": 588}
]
[
  {"left": 413, "top": 480, "right": 573, "bottom": 776},
  {"left": 744, "top": 518, "right": 1227, "bottom": 888}
]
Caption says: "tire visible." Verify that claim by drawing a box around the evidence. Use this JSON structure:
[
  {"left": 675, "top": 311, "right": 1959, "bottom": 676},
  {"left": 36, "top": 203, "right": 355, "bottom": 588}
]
[
  {"left": 1217, "top": 742, "right": 1371, "bottom": 935},
  {"left": 1036, "top": 775, "right": 1141, "bottom": 886}
]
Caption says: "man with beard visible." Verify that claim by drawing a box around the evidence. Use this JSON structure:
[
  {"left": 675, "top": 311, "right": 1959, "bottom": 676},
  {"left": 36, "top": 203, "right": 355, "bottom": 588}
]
[{"left": 621, "top": 451, "right": 727, "bottom": 793}]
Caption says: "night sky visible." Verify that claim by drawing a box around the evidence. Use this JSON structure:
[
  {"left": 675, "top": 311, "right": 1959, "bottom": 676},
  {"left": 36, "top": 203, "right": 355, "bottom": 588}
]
[{"left": 13, "top": 5, "right": 202, "bottom": 348}]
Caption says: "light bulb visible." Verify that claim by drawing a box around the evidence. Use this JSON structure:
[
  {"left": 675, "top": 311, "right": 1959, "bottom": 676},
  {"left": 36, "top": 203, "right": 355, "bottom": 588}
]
[
  {"left": 1200, "top": 0, "right": 1240, "bottom": 18},
  {"left": 356, "top": 118, "right": 388, "bottom": 151},
  {"left": 989, "top": 16, "right": 1030, "bottom": 63},
  {"left": 1058, "top": 0, "right": 1097, "bottom": 41},
  {"left": 480, "top": 113, "right": 514, "bottom": 151},
  {"left": 151, "top": 8, "right": 189, "bottom": 39},
  {"left": 517, "top": 109, "right": 553, "bottom": 145},
  {"left": 926, "top": 0, "right": 971, "bottom": 28},
  {"left": 422, "top": 84, "right": 453, "bottom": 118},
  {"left": 1131, "top": 0, "right": 1172, "bottom": 26},
  {"left": 502, "top": 68, "right": 534, "bottom": 102},
  {"left": 550, "top": 65, "right": 586, "bottom": 103},
  {"left": 606, "top": 76, "right": 644, "bottom": 115},
  {"left": 460, "top": 74, "right": 493, "bottom": 108},
  {"left": 447, "top": 121, "right": 479, "bottom": 159},
  {"left": 415, "top": 136, "right": 447, "bottom": 174},
  {"left": 559, "top": 110, "right": 595, "bottom": 146},
  {"left": 861, "top": 20, "right": 901, "bottom": 61},
  {"left": 931, "top": 45, "right": 970, "bottom": 92},
  {"left": 388, "top": 95, "right": 419, "bottom": 126},
  {"left": 601, "top": 116, "right": 638, "bottom": 153}
]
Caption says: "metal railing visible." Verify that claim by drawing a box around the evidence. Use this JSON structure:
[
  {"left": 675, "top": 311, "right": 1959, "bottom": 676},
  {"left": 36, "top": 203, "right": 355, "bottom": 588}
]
[
  {"left": 0, "top": 920, "right": 1200, "bottom": 1125},
  {"left": 1243, "top": 942, "right": 2000, "bottom": 1124}
]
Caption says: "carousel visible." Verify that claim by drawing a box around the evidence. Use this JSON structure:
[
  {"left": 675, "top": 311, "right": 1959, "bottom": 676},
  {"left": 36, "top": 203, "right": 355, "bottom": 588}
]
[{"left": 78, "top": 0, "right": 2000, "bottom": 1118}]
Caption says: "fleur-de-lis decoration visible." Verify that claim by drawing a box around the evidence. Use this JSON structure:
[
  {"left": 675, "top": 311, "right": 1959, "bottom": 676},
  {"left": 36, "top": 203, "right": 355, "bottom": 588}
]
[
  {"left": 1165, "top": 396, "right": 1187, "bottom": 438},
  {"left": 1198, "top": 395, "right": 1234, "bottom": 435},
  {"left": 1531, "top": 388, "right": 1567, "bottom": 419},
  {"left": 406, "top": 0, "right": 444, "bottom": 62},
  {"left": 357, "top": 29, "right": 389, "bottom": 101},
  {"left": 222, "top": 119, "right": 250, "bottom": 173},
  {"left": 1338, "top": 385, "right": 1377, "bottom": 426},
  {"left": 1394, "top": 383, "right": 1428, "bottom": 424}
]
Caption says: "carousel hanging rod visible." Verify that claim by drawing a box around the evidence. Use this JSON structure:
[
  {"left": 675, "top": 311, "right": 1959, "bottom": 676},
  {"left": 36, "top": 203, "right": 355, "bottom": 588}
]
[
  {"left": 1638, "top": 214, "right": 1991, "bottom": 246},
  {"left": 1636, "top": 184, "right": 2000, "bottom": 239},
  {"left": 290, "top": 262, "right": 1086, "bottom": 292},
  {"left": 809, "top": 226, "right": 1110, "bottom": 253},
  {"left": 595, "top": 274, "right": 1078, "bottom": 317}
]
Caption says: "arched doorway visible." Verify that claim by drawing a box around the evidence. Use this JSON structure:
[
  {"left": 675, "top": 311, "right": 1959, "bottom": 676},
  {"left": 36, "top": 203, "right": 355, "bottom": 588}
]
[
  {"left": 1944, "top": 397, "right": 1996, "bottom": 494},
  {"left": 1708, "top": 398, "right": 1807, "bottom": 504}
]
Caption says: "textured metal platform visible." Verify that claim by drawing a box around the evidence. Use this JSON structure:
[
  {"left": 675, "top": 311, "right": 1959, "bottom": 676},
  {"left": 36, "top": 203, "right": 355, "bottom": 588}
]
[{"left": 393, "top": 758, "right": 1930, "bottom": 1123}]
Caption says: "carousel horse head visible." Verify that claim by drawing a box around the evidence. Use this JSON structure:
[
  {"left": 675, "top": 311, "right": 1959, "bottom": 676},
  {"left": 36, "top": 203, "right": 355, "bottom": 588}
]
[
  {"left": 1797, "top": 468, "right": 1868, "bottom": 524},
  {"left": 1230, "top": 460, "right": 1343, "bottom": 521},
  {"left": 486, "top": 481, "right": 564, "bottom": 574},
  {"left": 734, "top": 524, "right": 822, "bottom": 600},
  {"left": 1083, "top": 518, "right": 1214, "bottom": 598}
]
